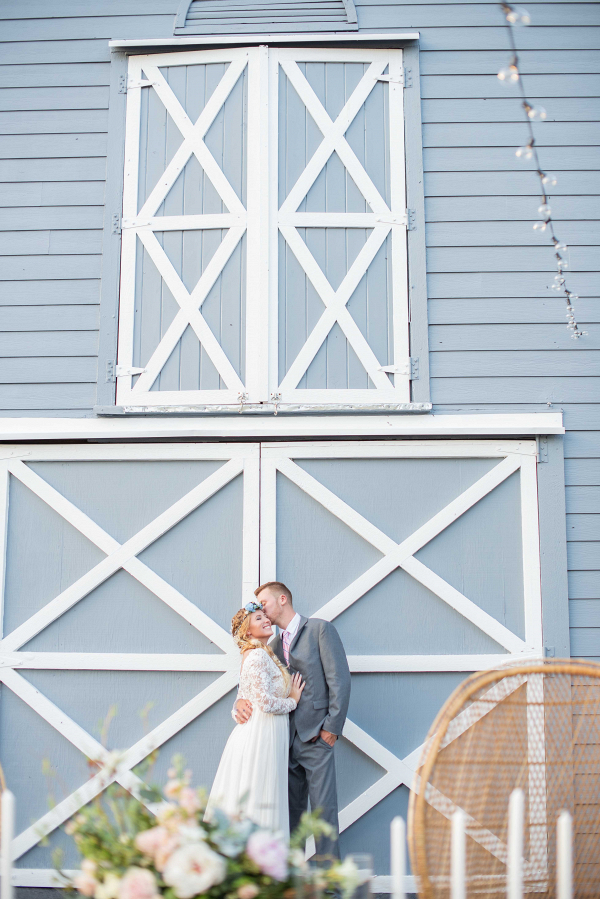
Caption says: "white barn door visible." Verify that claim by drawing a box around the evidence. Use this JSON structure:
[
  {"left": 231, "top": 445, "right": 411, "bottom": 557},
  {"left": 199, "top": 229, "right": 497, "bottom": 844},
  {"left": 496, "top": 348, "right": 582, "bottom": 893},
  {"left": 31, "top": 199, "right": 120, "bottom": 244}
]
[
  {"left": 260, "top": 440, "right": 544, "bottom": 877},
  {"left": 271, "top": 48, "right": 410, "bottom": 403},
  {"left": 115, "top": 46, "right": 410, "bottom": 408},
  {"left": 116, "top": 48, "right": 269, "bottom": 406},
  {"left": 0, "top": 444, "right": 259, "bottom": 882}
]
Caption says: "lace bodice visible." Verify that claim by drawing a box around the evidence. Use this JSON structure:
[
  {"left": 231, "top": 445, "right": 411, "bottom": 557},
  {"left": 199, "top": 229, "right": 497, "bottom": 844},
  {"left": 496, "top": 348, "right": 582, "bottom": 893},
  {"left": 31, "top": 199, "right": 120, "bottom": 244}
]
[{"left": 237, "top": 649, "right": 297, "bottom": 715}]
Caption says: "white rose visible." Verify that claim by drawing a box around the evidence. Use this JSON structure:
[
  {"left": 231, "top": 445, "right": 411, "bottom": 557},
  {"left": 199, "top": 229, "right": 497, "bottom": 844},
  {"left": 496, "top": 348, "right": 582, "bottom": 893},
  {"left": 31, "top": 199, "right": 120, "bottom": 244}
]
[
  {"left": 95, "top": 874, "right": 122, "bottom": 899},
  {"left": 163, "top": 843, "right": 226, "bottom": 899}
]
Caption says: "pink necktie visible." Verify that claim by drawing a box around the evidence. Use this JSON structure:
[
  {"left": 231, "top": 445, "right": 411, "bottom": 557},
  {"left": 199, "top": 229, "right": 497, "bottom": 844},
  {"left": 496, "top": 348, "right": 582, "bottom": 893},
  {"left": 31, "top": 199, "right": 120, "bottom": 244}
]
[{"left": 282, "top": 630, "right": 291, "bottom": 665}]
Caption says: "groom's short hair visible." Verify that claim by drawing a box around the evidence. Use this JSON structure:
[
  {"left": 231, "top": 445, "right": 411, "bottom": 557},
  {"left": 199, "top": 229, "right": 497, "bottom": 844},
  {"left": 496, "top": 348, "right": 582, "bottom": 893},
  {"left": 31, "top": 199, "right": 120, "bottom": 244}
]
[{"left": 255, "top": 581, "right": 293, "bottom": 606}]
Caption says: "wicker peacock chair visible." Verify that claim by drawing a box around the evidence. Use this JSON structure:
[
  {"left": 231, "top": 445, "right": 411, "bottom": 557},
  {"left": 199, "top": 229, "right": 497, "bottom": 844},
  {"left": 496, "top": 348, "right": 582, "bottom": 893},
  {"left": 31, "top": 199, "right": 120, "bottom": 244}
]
[{"left": 408, "top": 659, "right": 600, "bottom": 899}]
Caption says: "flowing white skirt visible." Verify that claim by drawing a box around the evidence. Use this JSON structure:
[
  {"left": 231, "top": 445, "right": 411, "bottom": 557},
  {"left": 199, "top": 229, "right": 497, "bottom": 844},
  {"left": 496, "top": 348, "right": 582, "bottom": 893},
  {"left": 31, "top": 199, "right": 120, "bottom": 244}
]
[{"left": 205, "top": 708, "right": 290, "bottom": 840}]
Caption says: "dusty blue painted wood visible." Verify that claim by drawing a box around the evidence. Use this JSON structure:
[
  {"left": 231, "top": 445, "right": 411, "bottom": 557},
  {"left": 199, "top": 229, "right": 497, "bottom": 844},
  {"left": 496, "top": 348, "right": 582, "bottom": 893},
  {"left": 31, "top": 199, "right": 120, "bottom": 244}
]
[
  {"left": 428, "top": 299, "right": 600, "bottom": 325},
  {"left": 0, "top": 255, "right": 101, "bottom": 279},
  {"left": 425, "top": 170, "right": 600, "bottom": 195},
  {"left": 431, "top": 350, "right": 600, "bottom": 377},
  {"left": 427, "top": 271, "right": 598, "bottom": 297},
  {"left": 567, "top": 513, "right": 600, "bottom": 540},
  {"left": 358, "top": 24, "right": 600, "bottom": 51},
  {"left": 569, "top": 571, "right": 600, "bottom": 598},
  {"left": 0, "top": 109, "right": 108, "bottom": 134},
  {"left": 425, "top": 147, "right": 599, "bottom": 169},
  {"left": 420, "top": 49, "right": 600, "bottom": 75},
  {"left": 355, "top": 3, "right": 600, "bottom": 25},
  {"left": 0, "top": 158, "right": 106, "bottom": 181},
  {"left": 177, "top": 0, "right": 355, "bottom": 33},
  {"left": 0, "top": 182, "right": 105, "bottom": 206},
  {"left": 0, "top": 16, "right": 177, "bottom": 41},
  {"left": 0, "top": 281, "right": 99, "bottom": 305},
  {"left": 0, "top": 358, "right": 96, "bottom": 383},
  {"left": 565, "top": 460, "right": 600, "bottom": 486},
  {"left": 426, "top": 197, "right": 599, "bottom": 221},
  {"left": 0, "top": 86, "right": 109, "bottom": 111},
  {"left": 421, "top": 73, "right": 600, "bottom": 98},
  {"left": 570, "top": 599, "right": 600, "bottom": 626},
  {"left": 564, "top": 431, "right": 600, "bottom": 458},
  {"left": 0, "top": 305, "right": 98, "bottom": 330},
  {"left": 0, "top": 231, "right": 102, "bottom": 254},
  {"left": 430, "top": 324, "right": 600, "bottom": 350},
  {"left": 427, "top": 221, "right": 600, "bottom": 245},
  {"left": 0, "top": 134, "right": 107, "bottom": 158},
  {"left": 0, "top": 384, "right": 95, "bottom": 409},
  {"left": 0, "top": 207, "right": 104, "bottom": 229},
  {"left": 0, "top": 40, "right": 110, "bottom": 65},
  {"left": 569, "top": 627, "right": 600, "bottom": 655},
  {"left": 431, "top": 377, "right": 600, "bottom": 403},
  {"left": 0, "top": 0, "right": 176, "bottom": 17},
  {"left": 0, "top": 63, "right": 111, "bottom": 88},
  {"left": 423, "top": 122, "right": 600, "bottom": 146},
  {"left": 538, "top": 435, "right": 571, "bottom": 657},
  {"left": 423, "top": 98, "right": 600, "bottom": 122},
  {"left": 0, "top": 331, "right": 98, "bottom": 356},
  {"left": 567, "top": 487, "right": 600, "bottom": 512}
]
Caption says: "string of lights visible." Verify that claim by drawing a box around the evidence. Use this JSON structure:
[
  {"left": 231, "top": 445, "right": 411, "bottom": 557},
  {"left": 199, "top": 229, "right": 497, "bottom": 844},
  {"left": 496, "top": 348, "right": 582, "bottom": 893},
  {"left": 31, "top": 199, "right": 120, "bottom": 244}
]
[{"left": 498, "top": 3, "right": 587, "bottom": 338}]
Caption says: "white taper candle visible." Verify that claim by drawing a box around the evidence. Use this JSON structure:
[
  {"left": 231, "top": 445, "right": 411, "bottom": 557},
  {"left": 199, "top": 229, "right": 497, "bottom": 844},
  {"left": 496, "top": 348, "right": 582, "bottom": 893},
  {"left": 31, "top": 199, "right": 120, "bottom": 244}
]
[
  {"left": 451, "top": 809, "right": 466, "bottom": 899},
  {"left": 390, "top": 816, "right": 406, "bottom": 899},
  {"left": 556, "top": 810, "right": 573, "bottom": 899},
  {"left": 1, "top": 790, "right": 14, "bottom": 899},
  {"left": 507, "top": 788, "right": 524, "bottom": 899}
]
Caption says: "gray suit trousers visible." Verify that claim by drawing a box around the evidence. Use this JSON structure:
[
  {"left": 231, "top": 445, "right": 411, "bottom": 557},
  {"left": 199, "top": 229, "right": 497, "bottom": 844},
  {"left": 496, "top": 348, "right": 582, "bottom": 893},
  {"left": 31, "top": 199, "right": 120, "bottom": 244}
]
[{"left": 288, "top": 731, "right": 340, "bottom": 860}]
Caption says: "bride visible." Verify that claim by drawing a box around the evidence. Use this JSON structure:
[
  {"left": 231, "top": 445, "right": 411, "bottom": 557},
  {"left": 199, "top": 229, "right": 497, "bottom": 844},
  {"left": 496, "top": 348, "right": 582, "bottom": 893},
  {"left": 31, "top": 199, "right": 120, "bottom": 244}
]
[{"left": 205, "top": 601, "right": 305, "bottom": 839}]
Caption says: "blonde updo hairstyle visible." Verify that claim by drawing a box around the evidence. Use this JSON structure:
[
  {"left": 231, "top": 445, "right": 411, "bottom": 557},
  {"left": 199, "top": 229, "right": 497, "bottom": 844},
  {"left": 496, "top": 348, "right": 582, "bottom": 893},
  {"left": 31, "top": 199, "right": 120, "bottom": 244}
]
[{"left": 231, "top": 607, "right": 291, "bottom": 692}]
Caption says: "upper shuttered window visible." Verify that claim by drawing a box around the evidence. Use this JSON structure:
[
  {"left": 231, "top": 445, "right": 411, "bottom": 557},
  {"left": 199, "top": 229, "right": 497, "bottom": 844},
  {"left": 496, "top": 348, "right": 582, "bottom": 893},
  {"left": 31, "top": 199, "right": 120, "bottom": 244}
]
[
  {"left": 115, "top": 46, "right": 410, "bottom": 408},
  {"left": 174, "top": 0, "right": 358, "bottom": 34}
]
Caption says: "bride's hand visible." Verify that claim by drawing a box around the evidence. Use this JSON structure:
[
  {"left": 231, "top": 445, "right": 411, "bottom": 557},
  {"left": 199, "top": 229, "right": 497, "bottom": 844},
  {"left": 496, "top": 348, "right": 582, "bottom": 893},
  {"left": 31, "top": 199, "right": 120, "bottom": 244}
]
[{"left": 290, "top": 672, "right": 305, "bottom": 703}]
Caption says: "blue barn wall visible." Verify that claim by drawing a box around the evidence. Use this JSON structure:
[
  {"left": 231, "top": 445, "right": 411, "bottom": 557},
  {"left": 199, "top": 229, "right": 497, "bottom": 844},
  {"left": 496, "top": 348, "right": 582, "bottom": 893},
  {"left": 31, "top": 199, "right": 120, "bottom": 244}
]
[{"left": 0, "top": 4, "right": 598, "bottom": 655}]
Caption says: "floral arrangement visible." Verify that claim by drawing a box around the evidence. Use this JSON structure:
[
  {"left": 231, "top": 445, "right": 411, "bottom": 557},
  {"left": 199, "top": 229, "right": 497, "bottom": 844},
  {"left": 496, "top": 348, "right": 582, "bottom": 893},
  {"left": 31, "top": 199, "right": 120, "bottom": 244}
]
[{"left": 62, "top": 756, "right": 363, "bottom": 899}]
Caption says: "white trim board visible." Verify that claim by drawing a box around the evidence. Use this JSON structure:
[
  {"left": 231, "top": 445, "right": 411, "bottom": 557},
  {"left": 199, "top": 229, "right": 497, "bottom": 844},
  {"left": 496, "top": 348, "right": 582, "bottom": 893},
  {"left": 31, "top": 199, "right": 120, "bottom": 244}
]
[
  {"left": 109, "top": 33, "right": 420, "bottom": 48},
  {"left": 0, "top": 413, "right": 563, "bottom": 442}
]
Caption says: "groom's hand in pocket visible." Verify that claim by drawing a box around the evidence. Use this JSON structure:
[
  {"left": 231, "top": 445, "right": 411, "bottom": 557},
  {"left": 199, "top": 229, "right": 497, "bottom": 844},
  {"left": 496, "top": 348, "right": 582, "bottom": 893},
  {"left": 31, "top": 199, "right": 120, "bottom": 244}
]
[
  {"left": 313, "top": 729, "right": 337, "bottom": 746},
  {"left": 234, "top": 698, "right": 253, "bottom": 724}
]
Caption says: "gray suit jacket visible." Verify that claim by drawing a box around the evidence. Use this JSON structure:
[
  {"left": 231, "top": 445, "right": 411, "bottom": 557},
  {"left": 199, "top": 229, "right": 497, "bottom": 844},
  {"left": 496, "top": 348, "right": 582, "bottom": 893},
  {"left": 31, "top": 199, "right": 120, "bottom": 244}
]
[{"left": 271, "top": 616, "right": 351, "bottom": 743}]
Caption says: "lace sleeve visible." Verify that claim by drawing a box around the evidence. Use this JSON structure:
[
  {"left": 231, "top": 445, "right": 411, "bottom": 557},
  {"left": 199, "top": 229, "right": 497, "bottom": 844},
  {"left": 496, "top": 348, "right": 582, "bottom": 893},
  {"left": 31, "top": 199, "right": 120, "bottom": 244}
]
[{"left": 241, "top": 651, "right": 297, "bottom": 715}]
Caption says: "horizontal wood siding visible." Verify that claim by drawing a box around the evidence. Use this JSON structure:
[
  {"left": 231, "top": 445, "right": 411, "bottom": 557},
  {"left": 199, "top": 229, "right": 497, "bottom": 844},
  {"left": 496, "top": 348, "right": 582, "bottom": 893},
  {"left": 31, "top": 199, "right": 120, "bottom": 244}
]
[{"left": 0, "top": 2, "right": 598, "bottom": 652}]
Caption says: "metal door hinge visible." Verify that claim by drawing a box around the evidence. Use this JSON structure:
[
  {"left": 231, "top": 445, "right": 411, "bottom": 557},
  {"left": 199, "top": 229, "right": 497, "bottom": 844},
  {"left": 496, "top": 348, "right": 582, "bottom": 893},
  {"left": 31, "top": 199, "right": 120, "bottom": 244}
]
[
  {"left": 116, "top": 365, "right": 147, "bottom": 377},
  {"left": 112, "top": 213, "right": 121, "bottom": 234},
  {"left": 537, "top": 435, "right": 548, "bottom": 463},
  {"left": 378, "top": 358, "right": 419, "bottom": 380},
  {"left": 106, "top": 360, "right": 115, "bottom": 382},
  {"left": 376, "top": 212, "right": 408, "bottom": 227},
  {"left": 376, "top": 67, "right": 412, "bottom": 88},
  {"left": 545, "top": 645, "right": 555, "bottom": 658},
  {"left": 407, "top": 209, "right": 417, "bottom": 231},
  {"left": 119, "top": 75, "right": 156, "bottom": 93}
]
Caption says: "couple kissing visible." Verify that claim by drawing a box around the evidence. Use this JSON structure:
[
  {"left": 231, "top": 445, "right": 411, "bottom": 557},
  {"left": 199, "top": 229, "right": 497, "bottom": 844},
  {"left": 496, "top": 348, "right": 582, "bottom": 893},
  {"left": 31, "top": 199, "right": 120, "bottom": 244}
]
[{"left": 205, "top": 581, "right": 351, "bottom": 858}]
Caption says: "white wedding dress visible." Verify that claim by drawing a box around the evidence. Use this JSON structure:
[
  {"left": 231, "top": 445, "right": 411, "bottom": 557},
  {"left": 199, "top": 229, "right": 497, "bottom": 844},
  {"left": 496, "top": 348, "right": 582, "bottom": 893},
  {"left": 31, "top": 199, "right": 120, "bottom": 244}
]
[{"left": 205, "top": 648, "right": 296, "bottom": 839}]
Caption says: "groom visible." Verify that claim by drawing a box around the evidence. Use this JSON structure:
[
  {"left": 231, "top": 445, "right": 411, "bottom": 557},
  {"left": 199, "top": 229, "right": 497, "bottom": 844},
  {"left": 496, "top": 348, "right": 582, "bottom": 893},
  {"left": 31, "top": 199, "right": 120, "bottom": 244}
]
[{"left": 234, "top": 581, "right": 351, "bottom": 858}]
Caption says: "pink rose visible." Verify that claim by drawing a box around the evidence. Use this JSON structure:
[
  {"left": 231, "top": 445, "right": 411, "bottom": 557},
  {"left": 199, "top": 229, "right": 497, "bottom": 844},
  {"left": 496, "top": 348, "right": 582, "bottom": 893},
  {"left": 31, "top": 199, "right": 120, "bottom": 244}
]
[
  {"left": 238, "top": 884, "right": 260, "bottom": 899},
  {"left": 246, "top": 831, "right": 288, "bottom": 881},
  {"left": 134, "top": 826, "right": 179, "bottom": 871},
  {"left": 74, "top": 873, "right": 98, "bottom": 897},
  {"left": 119, "top": 869, "right": 160, "bottom": 899},
  {"left": 164, "top": 779, "right": 181, "bottom": 799},
  {"left": 178, "top": 787, "right": 200, "bottom": 816}
]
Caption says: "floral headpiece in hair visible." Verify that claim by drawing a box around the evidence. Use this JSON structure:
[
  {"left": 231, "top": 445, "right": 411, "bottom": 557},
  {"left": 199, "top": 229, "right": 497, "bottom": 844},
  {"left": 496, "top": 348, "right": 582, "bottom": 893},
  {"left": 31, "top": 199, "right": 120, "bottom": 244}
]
[{"left": 232, "top": 601, "right": 263, "bottom": 636}]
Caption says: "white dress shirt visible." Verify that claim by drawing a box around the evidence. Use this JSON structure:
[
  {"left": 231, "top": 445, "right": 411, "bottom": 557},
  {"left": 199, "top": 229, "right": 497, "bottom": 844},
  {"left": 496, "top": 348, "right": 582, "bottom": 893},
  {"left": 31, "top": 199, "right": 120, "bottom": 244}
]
[{"left": 282, "top": 612, "right": 301, "bottom": 642}]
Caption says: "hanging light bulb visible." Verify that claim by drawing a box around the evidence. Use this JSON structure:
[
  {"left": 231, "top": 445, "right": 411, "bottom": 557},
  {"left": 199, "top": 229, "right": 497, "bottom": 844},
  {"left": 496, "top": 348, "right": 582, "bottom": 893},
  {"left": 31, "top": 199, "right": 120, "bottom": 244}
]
[
  {"left": 542, "top": 173, "right": 558, "bottom": 187},
  {"left": 568, "top": 294, "right": 579, "bottom": 301},
  {"left": 498, "top": 64, "right": 520, "bottom": 82},
  {"left": 555, "top": 240, "right": 568, "bottom": 252},
  {"left": 538, "top": 203, "right": 551, "bottom": 218},
  {"left": 505, "top": 5, "right": 531, "bottom": 24},
  {"left": 516, "top": 144, "right": 534, "bottom": 159},
  {"left": 554, "top": 275, "right": 565, "bottom": 284},
  {"left": 533, "top": 221, "right": 547, "bottom": 231},
  {"left": 526, "top": 104, "right": 547, "bottom": 121}
]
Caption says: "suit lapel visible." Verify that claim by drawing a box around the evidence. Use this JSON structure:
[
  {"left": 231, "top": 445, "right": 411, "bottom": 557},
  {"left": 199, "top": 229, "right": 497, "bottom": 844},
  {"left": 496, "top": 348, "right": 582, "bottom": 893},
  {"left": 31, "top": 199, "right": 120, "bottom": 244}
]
[
  {"left": 271, "top": 633, "right": 285, "bottom": 664},
  {"left": 289, "top": 615, "right": 308, "bottom": 657}
]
